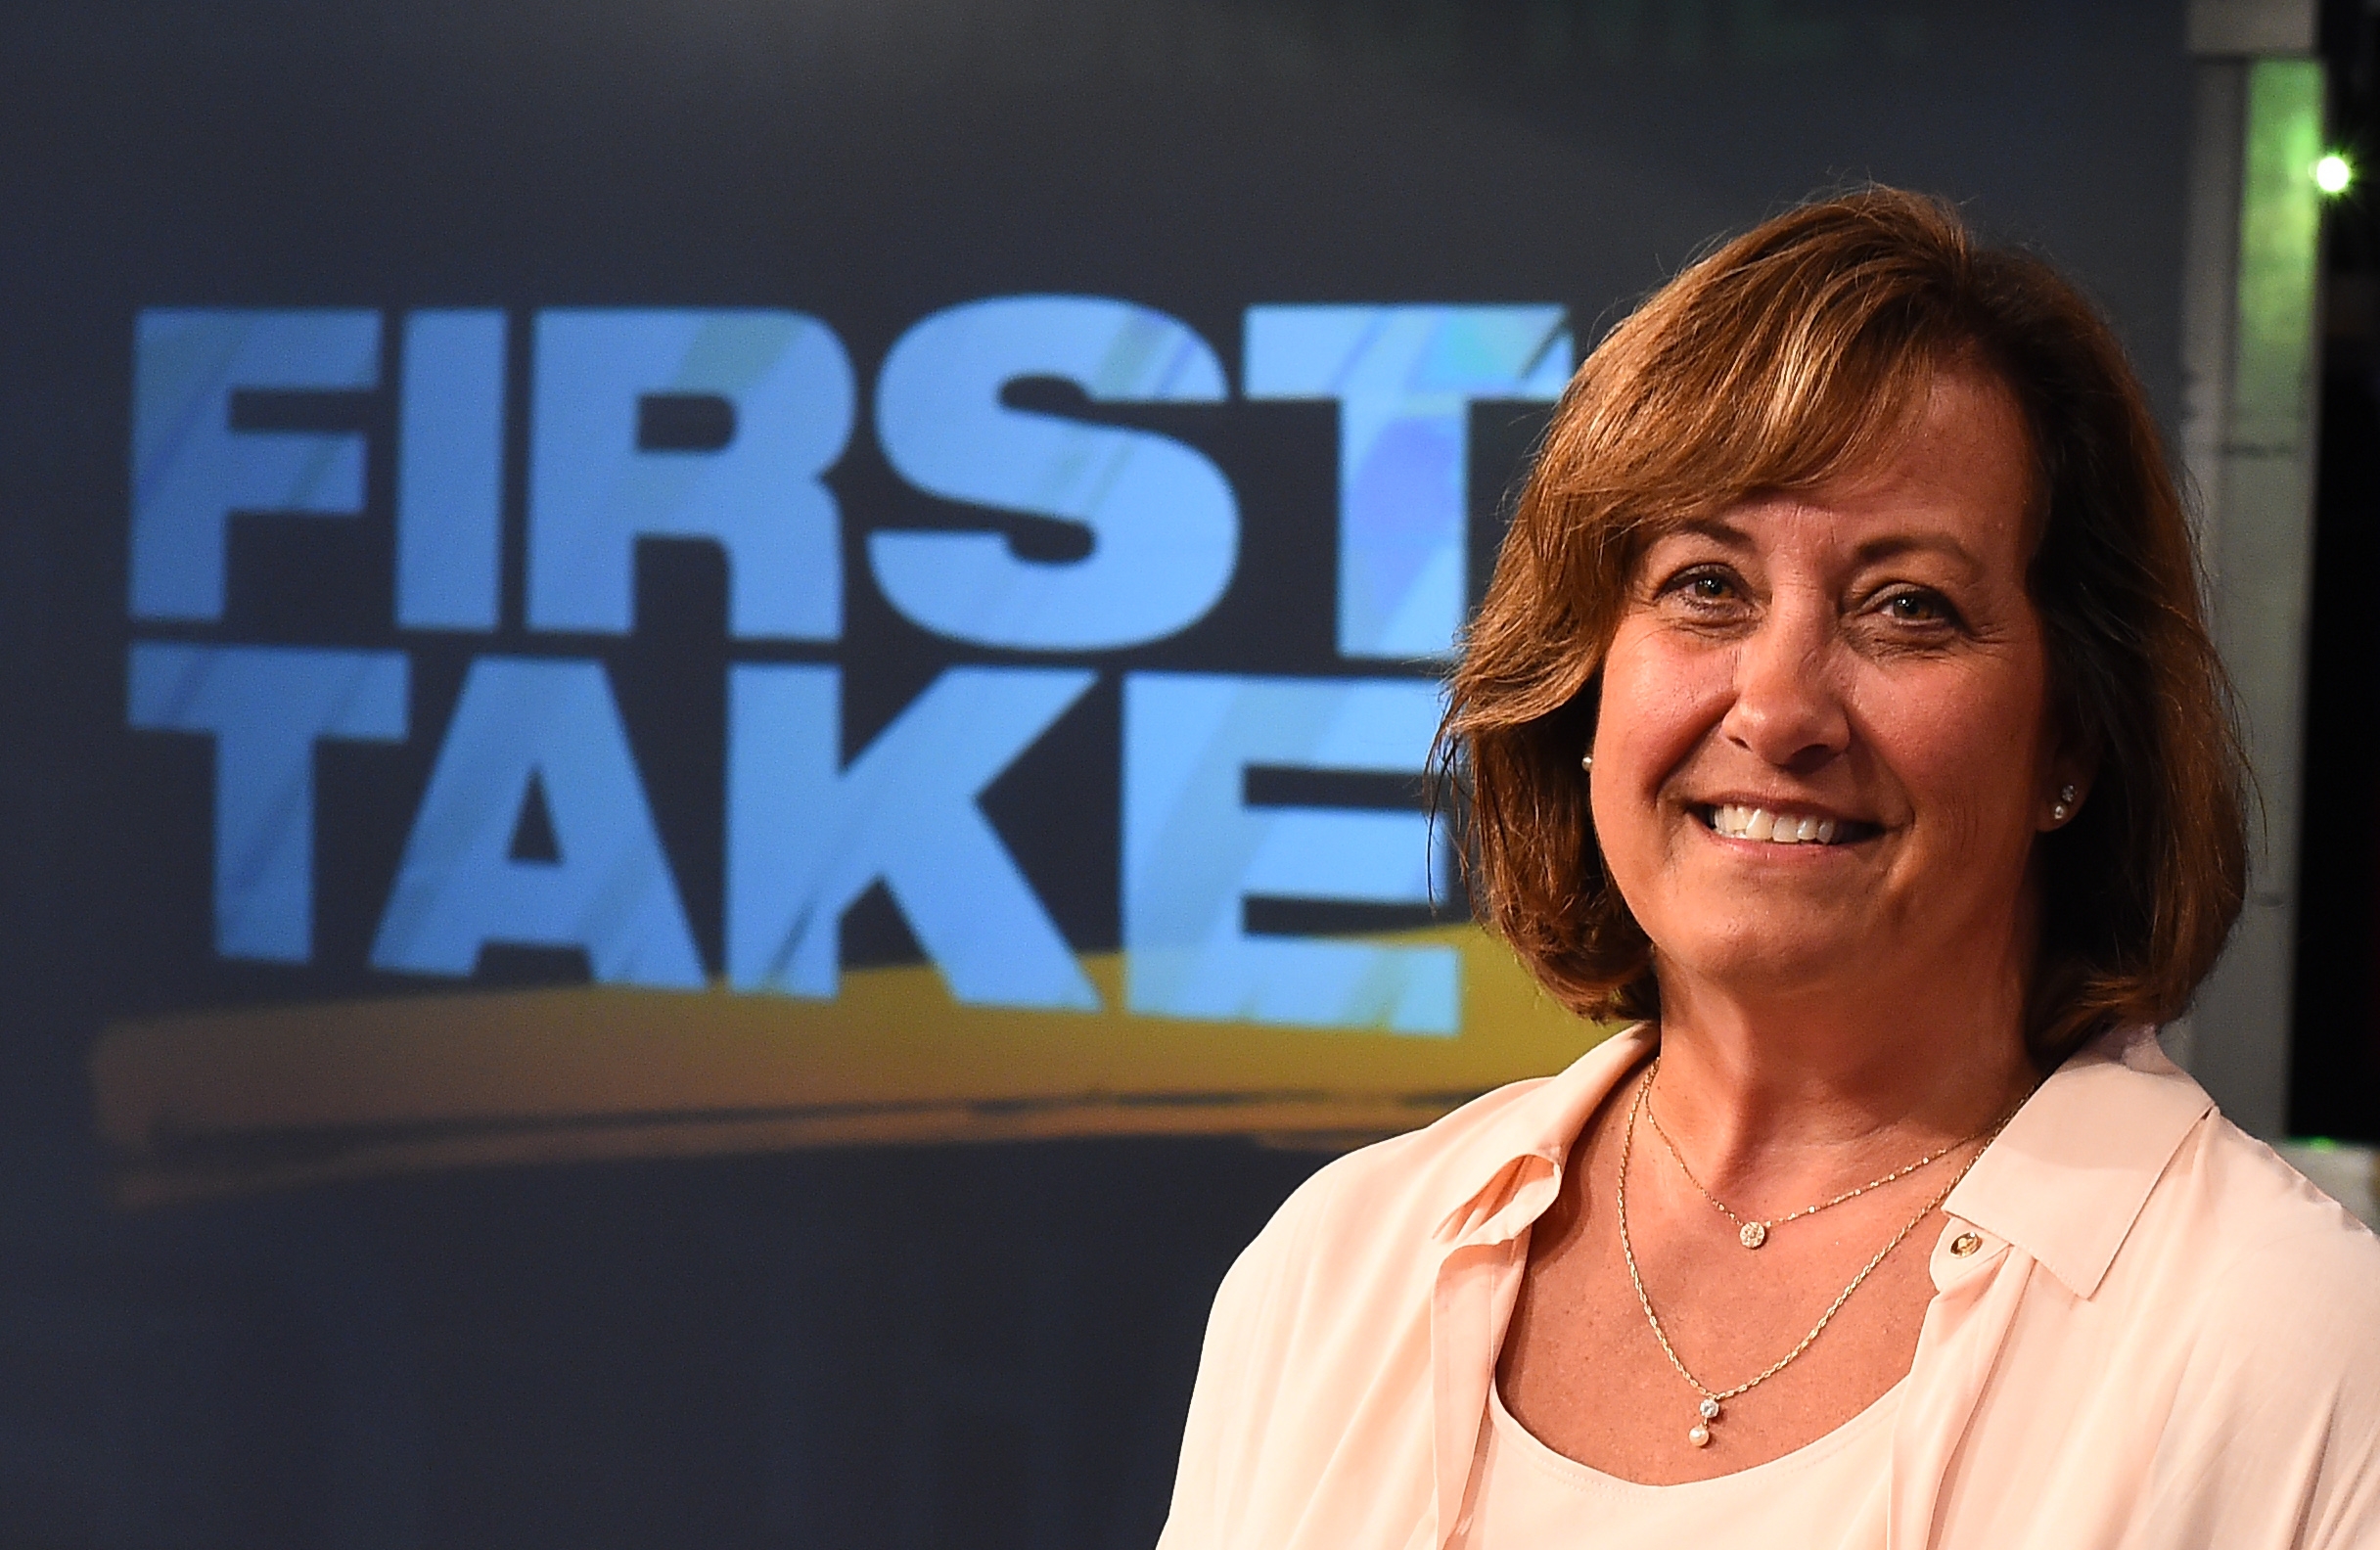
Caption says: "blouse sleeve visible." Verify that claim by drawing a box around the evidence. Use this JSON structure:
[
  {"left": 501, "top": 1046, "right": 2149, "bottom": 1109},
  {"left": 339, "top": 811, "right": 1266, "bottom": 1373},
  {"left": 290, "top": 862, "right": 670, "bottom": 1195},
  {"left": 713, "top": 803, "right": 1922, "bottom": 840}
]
[
  {"left": 2128, "top": 1220, "right": 2380, "bottom": 1549},
  {"left": 1155, "top": 1162, "right": 1342, "bottom": 1550}
]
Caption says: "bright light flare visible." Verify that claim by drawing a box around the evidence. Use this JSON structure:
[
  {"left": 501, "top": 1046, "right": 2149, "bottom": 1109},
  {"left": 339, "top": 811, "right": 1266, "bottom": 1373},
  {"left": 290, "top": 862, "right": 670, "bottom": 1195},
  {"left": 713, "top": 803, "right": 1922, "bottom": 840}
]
[{"left": 2315, "top": 153, "right": 2355, "bottom": 196}]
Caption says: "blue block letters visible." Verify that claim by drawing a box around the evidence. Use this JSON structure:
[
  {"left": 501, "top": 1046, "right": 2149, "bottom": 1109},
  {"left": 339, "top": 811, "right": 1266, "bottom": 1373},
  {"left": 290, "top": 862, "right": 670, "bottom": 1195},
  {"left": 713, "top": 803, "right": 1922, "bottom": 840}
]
[
  {"left": 371, "top": 658, "right": 706, "bottom": 988},
  {"left": 871, "top": 296, "right": 1236, "bottom": 650},
  {"left": 127, "top": 643, "right": 410, "bottom": 961},
  {"left": 528, "top": 309, "right": 853, "bottom": 641},
  {"left": 1244, "top": 305, "right": 1571, "bottom": 660},
  {"left": 1122, "top": 672, "right": 1455, "bottom": 1034},
  {"left": 130, "top": 309, "right": 380, "bottom": 622},
  {"left": 727, "top": 664, "right": 1099, "bottom": 1008}
]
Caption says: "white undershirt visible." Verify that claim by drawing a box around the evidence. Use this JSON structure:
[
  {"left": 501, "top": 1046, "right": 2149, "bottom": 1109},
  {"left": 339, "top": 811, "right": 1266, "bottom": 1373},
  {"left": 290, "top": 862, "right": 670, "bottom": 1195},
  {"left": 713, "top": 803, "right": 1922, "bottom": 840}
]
[{"left": 1462, "top": 1377, "right": 1899, "bottom": 1548}]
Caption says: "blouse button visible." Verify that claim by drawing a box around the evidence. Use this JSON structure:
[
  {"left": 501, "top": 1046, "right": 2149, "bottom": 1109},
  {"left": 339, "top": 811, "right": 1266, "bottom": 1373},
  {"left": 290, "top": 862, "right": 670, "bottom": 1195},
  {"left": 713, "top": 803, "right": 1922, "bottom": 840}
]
[{"left": 1949, "top": 1231, "right": 1983, "bottom": 1257}]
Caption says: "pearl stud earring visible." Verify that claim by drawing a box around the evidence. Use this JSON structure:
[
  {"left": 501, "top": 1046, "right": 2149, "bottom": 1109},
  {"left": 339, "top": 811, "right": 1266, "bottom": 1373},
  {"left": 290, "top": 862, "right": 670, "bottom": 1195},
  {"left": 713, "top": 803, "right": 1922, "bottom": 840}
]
[
  {"left": 1580, "top": 752, "right": 1593, "bottom": 772},
  {"left": 2051, "top": 783, "right": 2078, "bottom": 823}
]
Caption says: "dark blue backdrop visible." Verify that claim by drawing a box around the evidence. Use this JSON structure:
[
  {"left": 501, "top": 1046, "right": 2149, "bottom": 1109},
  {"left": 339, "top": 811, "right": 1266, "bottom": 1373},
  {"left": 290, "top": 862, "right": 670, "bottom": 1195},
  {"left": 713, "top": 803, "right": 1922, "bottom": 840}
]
[{"left": 0, "top": 2, "right": 2191, "bottom": 1543}]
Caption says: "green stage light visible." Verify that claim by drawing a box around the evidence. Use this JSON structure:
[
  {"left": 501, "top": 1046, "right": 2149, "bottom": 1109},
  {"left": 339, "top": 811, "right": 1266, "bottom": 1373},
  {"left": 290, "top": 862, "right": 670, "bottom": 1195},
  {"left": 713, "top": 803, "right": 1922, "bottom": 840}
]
[{"left": 2315, "top": 153, "right": 2355, "bottom": 195}]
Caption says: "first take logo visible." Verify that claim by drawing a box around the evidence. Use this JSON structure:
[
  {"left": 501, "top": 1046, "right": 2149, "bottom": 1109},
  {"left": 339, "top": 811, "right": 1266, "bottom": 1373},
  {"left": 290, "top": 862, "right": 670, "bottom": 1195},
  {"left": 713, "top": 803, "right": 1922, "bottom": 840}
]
[{"left": 125, "top": 302, "right": 1572, "bottom": 1036}]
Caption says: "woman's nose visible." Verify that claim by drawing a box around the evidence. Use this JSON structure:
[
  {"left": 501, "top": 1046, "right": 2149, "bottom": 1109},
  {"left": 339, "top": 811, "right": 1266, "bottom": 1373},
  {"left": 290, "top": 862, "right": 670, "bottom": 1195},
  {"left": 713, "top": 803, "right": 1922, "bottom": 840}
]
[{"left": 1718, "top": 603, "right": 1851, "bottom": 772}]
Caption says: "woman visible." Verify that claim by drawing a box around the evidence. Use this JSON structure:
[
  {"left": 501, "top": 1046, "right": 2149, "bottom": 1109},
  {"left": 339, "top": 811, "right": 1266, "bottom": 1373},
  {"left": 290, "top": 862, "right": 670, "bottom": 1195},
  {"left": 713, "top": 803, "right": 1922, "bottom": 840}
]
[{"left": 1157, "top": 189, "right": 2380, "bottom": 1548}]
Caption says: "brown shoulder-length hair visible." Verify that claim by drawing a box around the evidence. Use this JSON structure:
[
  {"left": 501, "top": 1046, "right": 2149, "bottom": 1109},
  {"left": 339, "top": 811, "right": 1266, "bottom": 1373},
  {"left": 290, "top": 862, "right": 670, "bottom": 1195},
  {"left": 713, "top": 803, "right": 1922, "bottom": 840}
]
[{"left": 1441, "top": 187, "right": 2246, "bottom": 1061}]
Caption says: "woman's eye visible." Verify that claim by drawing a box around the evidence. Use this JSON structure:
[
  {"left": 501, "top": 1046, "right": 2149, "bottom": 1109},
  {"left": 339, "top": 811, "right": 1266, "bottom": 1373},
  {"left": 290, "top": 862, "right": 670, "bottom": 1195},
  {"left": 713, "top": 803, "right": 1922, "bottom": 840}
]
[
  {"left": 1880, "top": 589, "right": 1950, "bottom": 623},
  {"left": 1667, "top": 570, "right": 1738, "bottom": 606}
]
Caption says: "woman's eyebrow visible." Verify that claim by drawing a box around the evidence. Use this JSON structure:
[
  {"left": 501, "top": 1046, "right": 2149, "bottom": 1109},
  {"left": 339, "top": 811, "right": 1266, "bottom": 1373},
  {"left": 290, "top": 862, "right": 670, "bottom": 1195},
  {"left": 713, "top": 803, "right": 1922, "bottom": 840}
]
[
  {"left": 1851, "top": 533, "right": 1985, "bottom": 578},
  {"left": 1661, "top": 516, "right": 1754, "bottom": 549},
  {"left": 1650, "top": 521, "right": 1986, "bottom": 580}
]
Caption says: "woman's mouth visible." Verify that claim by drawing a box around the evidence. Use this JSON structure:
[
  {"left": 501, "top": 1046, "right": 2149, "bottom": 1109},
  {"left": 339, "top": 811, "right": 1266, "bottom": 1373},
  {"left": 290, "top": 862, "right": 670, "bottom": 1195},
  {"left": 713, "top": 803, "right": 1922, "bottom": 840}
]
[{"left": 1698, "top": 803, "right": 1880, "bottom": 846}]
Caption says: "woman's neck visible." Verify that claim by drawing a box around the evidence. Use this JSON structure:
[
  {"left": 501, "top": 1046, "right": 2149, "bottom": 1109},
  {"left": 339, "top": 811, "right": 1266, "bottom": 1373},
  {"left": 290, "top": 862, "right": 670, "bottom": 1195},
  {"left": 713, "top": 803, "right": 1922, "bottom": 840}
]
[{"left": 1640, "top": 968, "right": 2040, "bottom": 1205}]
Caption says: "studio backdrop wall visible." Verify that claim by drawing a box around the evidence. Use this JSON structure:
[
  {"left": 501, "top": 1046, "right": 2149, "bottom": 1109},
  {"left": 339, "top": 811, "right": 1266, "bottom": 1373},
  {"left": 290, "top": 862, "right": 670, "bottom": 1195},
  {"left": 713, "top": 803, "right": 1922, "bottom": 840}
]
[{"left": 0, "top": 2, "right": 2191, "bottom": 1544}]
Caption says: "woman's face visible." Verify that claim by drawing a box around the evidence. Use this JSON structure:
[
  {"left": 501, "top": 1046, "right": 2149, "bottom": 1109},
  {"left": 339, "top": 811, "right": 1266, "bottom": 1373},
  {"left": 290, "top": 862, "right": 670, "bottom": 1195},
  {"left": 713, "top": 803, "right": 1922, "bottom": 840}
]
[{"left": 1590, "top": 369, "right": 2074, "bottom": 1008}]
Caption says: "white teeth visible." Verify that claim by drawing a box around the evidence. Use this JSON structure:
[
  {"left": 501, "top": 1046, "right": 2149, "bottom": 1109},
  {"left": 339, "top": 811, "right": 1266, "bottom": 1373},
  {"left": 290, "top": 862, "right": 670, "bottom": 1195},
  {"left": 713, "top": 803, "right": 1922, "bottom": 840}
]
[{"left": 1711, "top": 804, "right": 1842, "bottom": 845}]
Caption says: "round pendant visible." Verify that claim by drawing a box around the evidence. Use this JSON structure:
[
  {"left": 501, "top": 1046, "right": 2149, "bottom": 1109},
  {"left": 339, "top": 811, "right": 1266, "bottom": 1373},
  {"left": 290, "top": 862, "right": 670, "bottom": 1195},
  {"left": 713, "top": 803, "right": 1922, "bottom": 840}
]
[
  {"left": 1739, "top": 1221, "right": 1768, "bottom": 1250},
  {"left": 1688, "top": 1424, "right": 1712, "bottom": 1448},
  {"left": 1699, "top": 1397, "right": 1721, "bottom": 1420}
]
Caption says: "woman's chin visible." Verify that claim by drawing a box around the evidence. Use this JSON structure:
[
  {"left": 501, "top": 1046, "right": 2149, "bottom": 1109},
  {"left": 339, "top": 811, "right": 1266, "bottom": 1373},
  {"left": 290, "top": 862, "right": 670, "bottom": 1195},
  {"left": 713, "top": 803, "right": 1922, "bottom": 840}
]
[{"left": 1655, "top": 920, "right": 1882, "bottom": 1003}]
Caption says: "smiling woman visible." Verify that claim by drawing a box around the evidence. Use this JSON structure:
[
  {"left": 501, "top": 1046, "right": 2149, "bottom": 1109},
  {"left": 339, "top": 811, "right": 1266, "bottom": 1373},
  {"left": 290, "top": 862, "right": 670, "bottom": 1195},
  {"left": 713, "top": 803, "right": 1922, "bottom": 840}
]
[
  {"left": 1452, "top": 191, "right": 2242, "bottom": 1063},
  {"left": 1587, "top": 369, "right": 2061, "bottom": 1045},
  {"left": 1155, "top": 190, "right": 2380, "bottom": 1550}
]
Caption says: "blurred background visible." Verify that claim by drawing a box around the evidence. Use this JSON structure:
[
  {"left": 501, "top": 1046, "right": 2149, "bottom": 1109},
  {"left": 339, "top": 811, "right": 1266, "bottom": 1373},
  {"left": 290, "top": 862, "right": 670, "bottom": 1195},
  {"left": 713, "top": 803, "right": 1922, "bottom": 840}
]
[{"left": 0, "top": 0, "right": 2373, "bottom": 1544}]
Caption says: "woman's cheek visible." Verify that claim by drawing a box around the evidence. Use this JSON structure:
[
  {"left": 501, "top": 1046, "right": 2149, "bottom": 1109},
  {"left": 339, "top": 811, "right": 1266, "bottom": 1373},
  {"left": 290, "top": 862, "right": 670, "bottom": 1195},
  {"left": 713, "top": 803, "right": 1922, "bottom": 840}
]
[
  {"left": 1872, "top": 671, "right": 2046, "bottom": 832},
  {"left": 1603, "top": 629, "right": 1727, "bottom": 764}
]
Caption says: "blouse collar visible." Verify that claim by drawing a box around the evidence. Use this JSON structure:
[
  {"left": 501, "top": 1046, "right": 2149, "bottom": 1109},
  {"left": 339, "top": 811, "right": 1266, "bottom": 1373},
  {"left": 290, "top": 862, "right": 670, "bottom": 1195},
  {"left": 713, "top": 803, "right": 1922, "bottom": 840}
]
[
  {"left": 1428, "top": 1021, "right": 2214, "bottom": 1300},
  {"left": 1941, "top": 1024, "right": 2213, "bottom": 1298}
]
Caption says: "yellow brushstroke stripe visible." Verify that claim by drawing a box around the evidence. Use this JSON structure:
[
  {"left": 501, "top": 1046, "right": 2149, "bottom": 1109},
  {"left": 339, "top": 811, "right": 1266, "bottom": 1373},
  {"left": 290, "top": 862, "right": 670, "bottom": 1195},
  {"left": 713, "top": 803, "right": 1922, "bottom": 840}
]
[{"left": 93, "top": 925, "right": 1610, "bottom": 1204}]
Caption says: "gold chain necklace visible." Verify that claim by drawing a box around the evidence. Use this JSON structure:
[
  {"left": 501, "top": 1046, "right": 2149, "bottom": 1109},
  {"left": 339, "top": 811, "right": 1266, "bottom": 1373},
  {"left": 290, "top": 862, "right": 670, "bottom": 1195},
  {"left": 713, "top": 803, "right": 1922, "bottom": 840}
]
[
  {"left": 1616, "top": 1064, "right": 2009, "bottom": 1449},
  {"left": 1642, "top": 1066, "right": 1992, "bottom": 1250}
]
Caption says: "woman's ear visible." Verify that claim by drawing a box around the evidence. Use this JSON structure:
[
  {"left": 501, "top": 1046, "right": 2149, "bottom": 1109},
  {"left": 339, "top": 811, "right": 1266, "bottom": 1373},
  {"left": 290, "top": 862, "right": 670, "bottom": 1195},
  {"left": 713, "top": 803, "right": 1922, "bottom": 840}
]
[
  {"left": 2036, "top": 696, "right": 2100, "bottom": 832},
  {"left": 2040, "top": 747, "right": 2096, "bottom": 831}
]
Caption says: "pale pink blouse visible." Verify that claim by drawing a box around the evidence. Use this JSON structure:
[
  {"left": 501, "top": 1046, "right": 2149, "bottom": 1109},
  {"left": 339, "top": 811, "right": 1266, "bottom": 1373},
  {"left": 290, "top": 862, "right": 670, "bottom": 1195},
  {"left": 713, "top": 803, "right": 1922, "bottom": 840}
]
[
  {"left": 1158, "top": 1024, "right": 2380, "bottom": 1550},
  {"left": 1470, "top": 1374, "right": 1899, "bottom": 1545}
]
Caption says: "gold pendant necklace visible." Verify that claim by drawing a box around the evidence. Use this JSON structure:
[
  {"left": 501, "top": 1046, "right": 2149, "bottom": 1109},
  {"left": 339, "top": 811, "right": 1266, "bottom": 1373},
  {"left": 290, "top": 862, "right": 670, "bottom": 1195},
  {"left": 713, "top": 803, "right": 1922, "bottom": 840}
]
[
  {"left": 1616, "top": 1064, "right": 2008, "bottom": 1449},
  {"left": 1642, "top": 1066, "right": 1991, "bottom": 1250}
]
